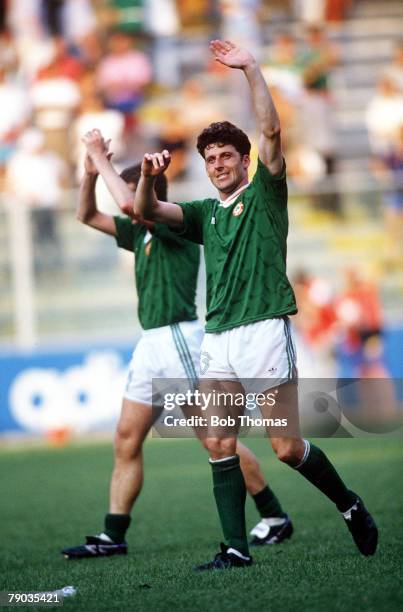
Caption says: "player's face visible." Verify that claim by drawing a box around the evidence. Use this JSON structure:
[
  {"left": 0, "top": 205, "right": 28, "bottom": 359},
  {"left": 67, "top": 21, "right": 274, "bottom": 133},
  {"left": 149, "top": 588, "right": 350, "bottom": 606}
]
[{"left": 204, "top": 144, "right": 250, "bottom": 197}]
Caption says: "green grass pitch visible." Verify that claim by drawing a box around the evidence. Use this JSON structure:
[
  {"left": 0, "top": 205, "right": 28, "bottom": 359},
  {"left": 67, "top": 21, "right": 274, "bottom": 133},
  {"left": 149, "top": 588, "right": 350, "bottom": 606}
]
[{"left": 0, "top": 437, "right": 402, "bottom": 611}]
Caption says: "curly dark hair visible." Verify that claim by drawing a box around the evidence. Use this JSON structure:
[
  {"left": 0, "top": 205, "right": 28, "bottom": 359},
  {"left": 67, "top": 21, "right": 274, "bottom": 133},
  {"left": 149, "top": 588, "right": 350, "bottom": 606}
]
[
  {"left": 120, "top": 163, "right": 168, "bottom": 200},
  {"left": 196, "top": 121, "right": 251, "bottom": 158}
]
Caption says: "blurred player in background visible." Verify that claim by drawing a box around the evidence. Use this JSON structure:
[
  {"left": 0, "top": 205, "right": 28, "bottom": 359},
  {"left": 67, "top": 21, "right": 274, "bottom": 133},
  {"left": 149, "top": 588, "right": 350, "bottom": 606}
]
[
  {"left": 83, "top": 40, "right": 378, "bottom": 570},
  {"left": 61, "top": 148, "right": 294, "bottom": 559}
]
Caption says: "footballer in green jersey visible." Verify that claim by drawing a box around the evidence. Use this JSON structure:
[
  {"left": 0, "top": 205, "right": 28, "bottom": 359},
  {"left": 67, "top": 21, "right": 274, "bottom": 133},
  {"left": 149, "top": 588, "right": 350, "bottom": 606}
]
[
  {"left": 113, "top": 216, "right": 199, "bottom": 330},
  {"left": 83, "top": 40, "right": 378, "bottom": 569},
  {"left": 176, "top": 157, "right": 297, "bottom": 332},
  {"left": 62, "top": 150, "right": 295, "bottom": 560}
]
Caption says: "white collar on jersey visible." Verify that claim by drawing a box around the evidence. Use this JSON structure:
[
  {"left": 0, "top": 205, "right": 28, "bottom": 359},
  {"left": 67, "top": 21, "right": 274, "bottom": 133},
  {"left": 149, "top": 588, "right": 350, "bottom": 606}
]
[{"left": 219, "top": 182, "right": 250, "bottom": 208}]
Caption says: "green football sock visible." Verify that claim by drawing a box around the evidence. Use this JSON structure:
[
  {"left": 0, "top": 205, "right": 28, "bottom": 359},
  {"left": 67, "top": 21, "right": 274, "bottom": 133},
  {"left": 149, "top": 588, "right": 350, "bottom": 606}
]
[
  {"left": 295, "top": 442, "right": 355, "bottom": 512},
  {"left": 104, "top": 513, "right": 131, "bottom": 543},
  {"left": 210, "top": 455, "right": 249, "bottom": 557},
  {"left": 253, "top": 485, "right": 286, "bottom": 519}
]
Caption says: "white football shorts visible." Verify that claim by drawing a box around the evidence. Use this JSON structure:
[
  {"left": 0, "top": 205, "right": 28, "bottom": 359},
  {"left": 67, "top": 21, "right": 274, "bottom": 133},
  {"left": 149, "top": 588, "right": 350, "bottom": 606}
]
[
  {"left": 124, "top": 320, "right": 203, "bottom": 405},
  {"left": 199, "top": 317, "right": 297, "bottom": 393}
]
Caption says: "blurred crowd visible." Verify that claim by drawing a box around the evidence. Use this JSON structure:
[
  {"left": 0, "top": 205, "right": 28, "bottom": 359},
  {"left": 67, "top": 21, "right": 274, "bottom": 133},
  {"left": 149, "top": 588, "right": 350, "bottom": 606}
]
[
  {"left": 0, "top": 1, "right": 152, "bottom": 189},
  {"left": 0, "top": 0, "right": 225, "bottom": 191},
  {"left": 261, "top": 24, "right": 342, "bottom": 214},
  {"left": 292, "top": 264, "right": 398, "bottom": 419},
  {"left": 365, "top": 42, "right": 403, "bottom": 263},
  {"left": 0, "top": 1, "right": 402, "bottom": 211},
  {"left": 293, "top": 266, "right": 387, "bottom": 376}
]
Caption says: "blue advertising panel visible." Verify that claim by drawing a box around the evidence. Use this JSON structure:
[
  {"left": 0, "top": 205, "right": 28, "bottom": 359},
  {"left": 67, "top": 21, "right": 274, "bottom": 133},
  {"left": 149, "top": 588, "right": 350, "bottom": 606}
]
[{"left": 0, "top": 342, "right": 134, "bottom": 436}]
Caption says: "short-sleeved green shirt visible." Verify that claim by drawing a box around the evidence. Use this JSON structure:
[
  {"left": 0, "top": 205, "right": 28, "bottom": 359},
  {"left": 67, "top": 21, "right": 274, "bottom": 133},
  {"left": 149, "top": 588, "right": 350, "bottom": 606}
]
[
  {"left": 114, "top": 217, "right": 200, "bottom": 330},
  {"left": 177, "top": 158, "right": 297, "bottom": 333}
]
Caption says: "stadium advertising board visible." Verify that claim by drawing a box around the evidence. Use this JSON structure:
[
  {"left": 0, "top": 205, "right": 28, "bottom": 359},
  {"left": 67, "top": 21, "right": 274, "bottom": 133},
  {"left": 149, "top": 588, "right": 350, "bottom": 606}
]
[{"left": 0, "top": 344, "right": 133, "bottom": 436}]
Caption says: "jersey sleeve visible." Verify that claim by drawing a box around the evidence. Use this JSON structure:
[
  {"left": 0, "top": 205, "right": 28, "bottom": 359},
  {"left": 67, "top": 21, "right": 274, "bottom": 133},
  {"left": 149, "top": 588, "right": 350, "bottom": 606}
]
[
  {"left": 252, "top": 157, "right": 288, "bottom": 211},
  {"left": 174, "top": 200, "right": 205, "bottom": 245},
  {"left": 113, "top": 215, "right": 143, "bottom": 252}
]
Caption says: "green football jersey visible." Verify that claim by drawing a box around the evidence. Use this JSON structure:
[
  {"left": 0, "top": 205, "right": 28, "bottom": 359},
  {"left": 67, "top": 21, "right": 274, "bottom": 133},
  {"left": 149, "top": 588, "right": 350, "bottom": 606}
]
[
  {"left": 177, "top": 158, "right": 297, "bottom": 333},
  {"left": 114, "top": 217, "right": 200, "bottom": 330}
]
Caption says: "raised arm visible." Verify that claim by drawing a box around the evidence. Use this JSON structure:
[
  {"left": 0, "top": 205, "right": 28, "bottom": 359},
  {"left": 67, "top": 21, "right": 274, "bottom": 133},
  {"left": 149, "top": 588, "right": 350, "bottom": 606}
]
[
  {"left": 135, "top": 150, "right": 184, "bottom": 229},
  {"left": 76, "top": 151, "right": 117, "bottom": 236},
  {"left": 82, "top": 129, "right": 135, "bottom": 213},
  {"left": 210, "top": 40, "right": 283, "bottom": 175}
]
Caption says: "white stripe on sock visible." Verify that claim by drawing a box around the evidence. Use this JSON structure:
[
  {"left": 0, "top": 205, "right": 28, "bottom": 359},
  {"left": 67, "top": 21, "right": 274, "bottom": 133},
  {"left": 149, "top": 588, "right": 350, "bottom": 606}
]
[
  {"left": 209, "top": 455, "right": 238, "bottom": 465},
  {"left": 293, "top": 439, "right": 311, "bottom": 469}
]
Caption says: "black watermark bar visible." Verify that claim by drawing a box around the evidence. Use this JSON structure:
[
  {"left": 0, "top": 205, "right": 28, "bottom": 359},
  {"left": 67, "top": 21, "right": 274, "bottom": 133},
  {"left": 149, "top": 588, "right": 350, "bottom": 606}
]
[{"left": 150, "top": 377, "right": 403, "bottom": 438}]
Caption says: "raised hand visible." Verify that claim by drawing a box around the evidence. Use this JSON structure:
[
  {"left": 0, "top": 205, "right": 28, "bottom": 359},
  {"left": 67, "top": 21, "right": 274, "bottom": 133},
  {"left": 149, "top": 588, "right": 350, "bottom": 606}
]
[
  {"left": 209, "top": 39, "right": 255, "bottom": 70},
  {"left": 82, "top": 129, "right": 110, "bottom": 160},
  {"left": 83, "top": 135, "right": 112, "bottom": 175},
  {"left": 142, "top": 150, "right": 171, "bottom": 177}
]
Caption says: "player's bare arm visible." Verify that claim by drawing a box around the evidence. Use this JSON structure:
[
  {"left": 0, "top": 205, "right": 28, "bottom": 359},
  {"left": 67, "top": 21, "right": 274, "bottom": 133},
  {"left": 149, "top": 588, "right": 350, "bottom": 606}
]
[
  {"left": 135, "top": 151, "right": 184, "bottom": 229},
  {"left": 82, "top": 129, "right": 135, "bottom": 213},
  {"left": 77, "top": 148, "right": 117, "bottom": 236},
  {"left": 210, "top": 39, "right": 283, "bottom": 175}
]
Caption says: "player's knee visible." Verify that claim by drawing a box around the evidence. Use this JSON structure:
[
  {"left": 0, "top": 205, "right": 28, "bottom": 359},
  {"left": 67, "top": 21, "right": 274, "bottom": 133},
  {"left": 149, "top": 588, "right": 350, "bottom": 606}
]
[
  {"left": 273, "top": 440, "right": 301, "bottom": 466},
  {"left": 114, "top": 425, "right": 142, "bottom": 460},
  {"left": 203, "top": 437, "right": 237, "bottom": 460},
  {"left": 202, "top": 437, "right": 220, "bottom": 455}
]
